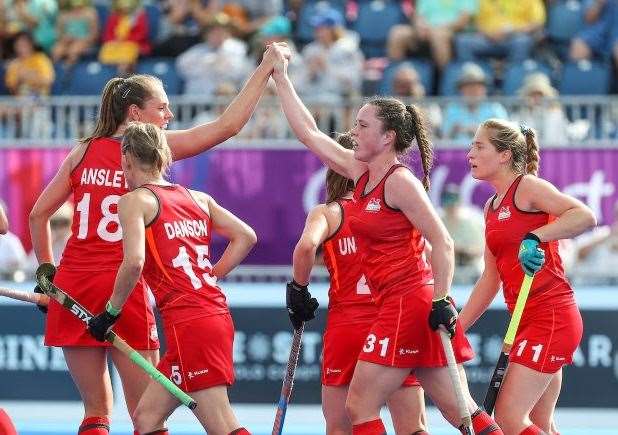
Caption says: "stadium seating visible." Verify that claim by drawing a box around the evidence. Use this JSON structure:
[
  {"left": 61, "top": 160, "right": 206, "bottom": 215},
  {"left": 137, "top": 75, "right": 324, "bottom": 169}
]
[
  {"left": 0, "top": 63, "right": 8, "bottom": 95},
  {"left": 439, "top": 60, "right": 494, "bottom": 96},
  {"left": 378, "top": 59, "right": 434, "bottom": 96},
  {"left": 560, "top": 60, "right": 611, "bottom": 95},
  {"left": 353, "top": 0, "right": 406, "bottom": 58},
  {"left": 60, "top": 61, "right": 117, "bottom": 95},
  {"left": 502, "top": 59, "right": 553, "bottom": 95},
  {"left": 136, "top": 58, "right": 183, "bottom": 95},
  {"left": 546, "top": 0, "right": 584, "bottom": 44}
]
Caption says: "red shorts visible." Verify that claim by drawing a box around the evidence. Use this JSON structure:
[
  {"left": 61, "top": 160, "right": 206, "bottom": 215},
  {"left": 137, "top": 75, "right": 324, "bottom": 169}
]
[
  {"left": 44, "top": 268, "right": 159, "bottom": 350},
  {"left": 510, "top": 303, "right": 583, "bottom": 373},
  {"left": 158, "top": 313, "right": 235, "bottom": 392},
  {"left": 358, "top": 285, "right": 474, "bottom": 368},
  {"left": 322, "top": 320, "right": 420, "bottom": 386}
]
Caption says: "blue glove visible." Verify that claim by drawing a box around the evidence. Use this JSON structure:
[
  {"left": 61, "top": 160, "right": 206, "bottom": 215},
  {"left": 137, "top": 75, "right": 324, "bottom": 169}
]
[{"left": 518, "top": 233, "right": 545, "bottom": 276}]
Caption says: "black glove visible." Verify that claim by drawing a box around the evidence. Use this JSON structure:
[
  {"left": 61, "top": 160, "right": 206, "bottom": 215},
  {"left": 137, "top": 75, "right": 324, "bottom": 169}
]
[
  {"left": 286, "top": 280, "right": 319, "bottom": 330},
  {"left": 33, "top": 264, "right": 56, "bottom": 314},
  {"left": 88, "top": 304, "right": 121, "bottom": 342},
  {"left": 428, "top": 296, "right": 458, "bottom": 339}
]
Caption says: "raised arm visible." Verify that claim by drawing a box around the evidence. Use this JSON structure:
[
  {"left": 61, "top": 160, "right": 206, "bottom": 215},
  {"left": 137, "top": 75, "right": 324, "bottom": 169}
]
[
  {"left": 272, "top": 57, "right": 366, "bottom": 180},
  {"left": 292, "top": 205, "right": 331, "bottom": 285},
  {"left": 203, "top": 193, "right": 257, "bottom": 279},
  {"left": 166, "top": 42, "right": 291, "bottom": 160},
  {"left": 458, "top": 244, "right": 501, "bottom": 332}
]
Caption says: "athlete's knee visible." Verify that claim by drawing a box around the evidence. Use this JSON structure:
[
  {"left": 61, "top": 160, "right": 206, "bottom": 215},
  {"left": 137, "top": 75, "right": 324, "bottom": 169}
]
[
  {"left": 344, "top": 390, "right": 363, "bottom": 422},
  {"left": 132, "top": 405, "right": 161, "bottom": 434},
  {"left": 494, "top": 406, "right": 522, "bottom": 434}
]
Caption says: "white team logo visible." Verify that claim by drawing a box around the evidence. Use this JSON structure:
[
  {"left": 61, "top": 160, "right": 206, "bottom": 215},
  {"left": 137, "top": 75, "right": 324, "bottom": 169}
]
[
  {"left": 365, "top": 198, "right": 381, "bottom": 213},
  {"left": 326, "top": 368, "right": 342, "bottom": 375},
  {"left": 150, "top": 325, "right": 158, "bottom": 341},
  {"left": 497, "top": 206, "right": 511, "bottom": 221},
  {"left": 187, "top": 368, "right": 209, "bottom": 379},
  {"left": 398, "top": 348, "right": 419, "bottom": 355}
]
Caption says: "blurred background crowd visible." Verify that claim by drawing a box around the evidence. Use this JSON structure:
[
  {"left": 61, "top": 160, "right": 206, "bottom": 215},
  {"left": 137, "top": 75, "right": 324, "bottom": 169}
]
[{"left": 0, "top": 0, "right": 616, "bottom": 142}]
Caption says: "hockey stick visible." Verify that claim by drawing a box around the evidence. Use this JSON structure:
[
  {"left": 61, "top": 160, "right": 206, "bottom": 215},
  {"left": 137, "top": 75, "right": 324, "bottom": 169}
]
[
  {"left": 272, "top": 324, "right": 304, "bottom": 435},
  {"left": 483, "top": 273, "right": 534, "bottom": 415},
  {"left": 0, "top": 287, "right": 49, "bottom": 306},
  {"left": 439, "top": 328, "right": 474, "bottom": 435},
  {"left": 35, "top": 263, "right": 197, "bottom": 410}
]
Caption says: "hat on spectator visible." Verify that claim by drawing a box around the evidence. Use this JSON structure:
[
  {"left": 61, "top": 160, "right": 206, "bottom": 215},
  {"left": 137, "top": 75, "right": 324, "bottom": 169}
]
[
  {"left": 260, "top": 16, "right": 291, "bottom": 38},
  {"left": 518, "top": 72, "right": 558, "bottom": 98},
  {"left": 204, "top": 12, "right": 235, "bottom": 31},
  {"left": 441, "top": 183, "right": 460, "bottom": 206},
  {"left": 457, "top": 63, "right": 487, "bottom": 87},
  {"left": 310, "top": 7, "right": 344, "bottom": 28}
]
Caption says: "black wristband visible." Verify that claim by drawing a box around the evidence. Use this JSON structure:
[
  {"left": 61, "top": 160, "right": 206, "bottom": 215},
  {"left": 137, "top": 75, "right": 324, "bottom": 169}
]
[
  {"left": 290, "top": 280, "right": 308, "bottom": 291},
  {"left": 523, "top": 232, "right": 541, "bottom": 243}
]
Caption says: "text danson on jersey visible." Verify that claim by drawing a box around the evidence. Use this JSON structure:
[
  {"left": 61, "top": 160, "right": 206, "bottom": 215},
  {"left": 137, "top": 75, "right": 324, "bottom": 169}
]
[{"left": 164, "top": 219, "right": 209, "bottom": 239}]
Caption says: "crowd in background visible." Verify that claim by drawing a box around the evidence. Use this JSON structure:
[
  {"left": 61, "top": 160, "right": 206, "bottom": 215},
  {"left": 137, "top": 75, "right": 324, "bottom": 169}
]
[{"left": 0, "top": 0, "right": 617, "bottom": 142}]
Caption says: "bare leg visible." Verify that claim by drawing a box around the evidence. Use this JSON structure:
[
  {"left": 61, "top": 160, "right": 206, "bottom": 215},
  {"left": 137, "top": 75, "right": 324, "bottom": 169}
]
[
  {"left": 415, "top": 364, "right": 477, "bottom": 427},
  {"left": 387, "top": 25, "right": 415, "bottom": 60},
  {"left": 530, "top": 370, "right": 562, "bottom": 434},
  {"left": 494, "top": 363, "right": 553, "bottom": 434},
  {"left": 63, "top": 347, "right": 113, "bottom": 418},
  {"left": 428, "top": 27, "right": 453, "bottom": 70},
  {"left": 346, "top": 361, "right": 409, "bottom": 425},
  {"left": 322, "top": 385, "right": 351, "bottom": 435},
  {"left": 387, "top": 385, "right": 427, "bottom": 434},
  {"left": 110, "top": 347, "right": 160, "bottom": 422}
]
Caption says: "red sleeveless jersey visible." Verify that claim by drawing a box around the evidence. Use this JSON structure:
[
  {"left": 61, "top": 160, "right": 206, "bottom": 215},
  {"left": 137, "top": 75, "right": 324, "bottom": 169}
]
[
  {"left": 61, "top": 137, "right": 128, "bottom": 271},
  {"left": 349, "top": 165, "right": 433, "bottom": 304},
  {"left": 485, "top": 175, "right": 574, "bottom": 313},
  {"left": 141, "top": 184, "right": 229, "bottom": 324},
  {"left": 322, "top": 199, "right": 377, "bottom": 326}
]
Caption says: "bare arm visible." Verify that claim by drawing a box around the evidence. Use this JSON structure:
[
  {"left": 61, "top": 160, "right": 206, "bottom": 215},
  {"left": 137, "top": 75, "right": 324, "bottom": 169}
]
[
  {"left": 292, "top": 205, "right": 331, "bottom": 286},
  {"left": 108, "top": 192, "right": 154, "bottom": 310},
  {"left": 166, "top": 43, "right": 290, "bottom": 160},
  {"left": 0, "top": 202, "right": 7, "bottom": 234},
  {"left": 458, "top": 245, "right": 501, "bottom": 332},
  {"left": 386, "top": 169, "right": 454, "bottom": 299},
  {"left": 517, "top": 176, "right": 597, "bottom": 241},
  {"left": 204, "top": 194, "right": 257, "bottom": 279},
  {"left": 272, "top": 58, "right": 366, "bottom": 180},
  {"left": 29, "top": 146, "right": 85, "bottom": 264}
]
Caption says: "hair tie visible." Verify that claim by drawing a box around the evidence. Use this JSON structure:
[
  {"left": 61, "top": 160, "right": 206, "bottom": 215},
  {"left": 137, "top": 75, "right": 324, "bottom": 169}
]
[{"left": 520, "top": 124, "right": 532, "bottom": 136}]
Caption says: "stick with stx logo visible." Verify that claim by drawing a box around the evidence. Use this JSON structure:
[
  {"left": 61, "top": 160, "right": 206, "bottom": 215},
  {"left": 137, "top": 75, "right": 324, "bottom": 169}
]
[
  {"left": 35, "top": 263, "right": 197, "bottom": 410},
  {"left": 272, "top": 323, "right": 304, "bottom": 435}
]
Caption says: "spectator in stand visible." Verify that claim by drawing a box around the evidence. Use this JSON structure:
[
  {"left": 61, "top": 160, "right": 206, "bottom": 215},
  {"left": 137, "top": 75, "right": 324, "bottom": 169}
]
[
  {"left": 5, "top": 31, "right": 54, "bottom": 96},
  {"left": 512, "top": 72, "right": 571, "bottom": 144},
  {"left": 300, "top": 6, "right": 363, "bottom": 101},
  {"left": 52, "top": 0, "right": 99, "bottom": 66},
  {"left": 387, "top": 0, "right": 477, "bottom": 70},
  {"left": 575, "top": 200, "right": 618, "bottom": 283},
  {"left": 390, "top": 62, "right": 442, "bottom": 137},
  {"left": 0, "top": 199, "right": 27, "bottom": 279},
  {"left": 26, "top": 201, "right": 73, "bottom": 274},
  {"left": 152, "top": 0, "right": 217, "bottom": 57},
  {"left": 456, "top": 0, "right": 545, "bottom": 62},
  {"left": 439, "top": 183, "right": 485, "bottom": 281},
  {"left": 176, "top": 12, "right": 250, "bottom": 98},
  {"left": 4, "top": 31, "right": 54, "bottom": 138},
  {"left": 442, "top": 63, "right": 508, "bottom": 142},
  {"left": 213, "top": 0, "right": 283, "bottom": 39},
  {"left": 99, "top": 0, "right": 152, "bottom": 74},
  {"left": 570, "top": 0, "right": 618, "bottom": 66},
  {"left": 1, "top": 0, "right": 58, "bottom": 54}
]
